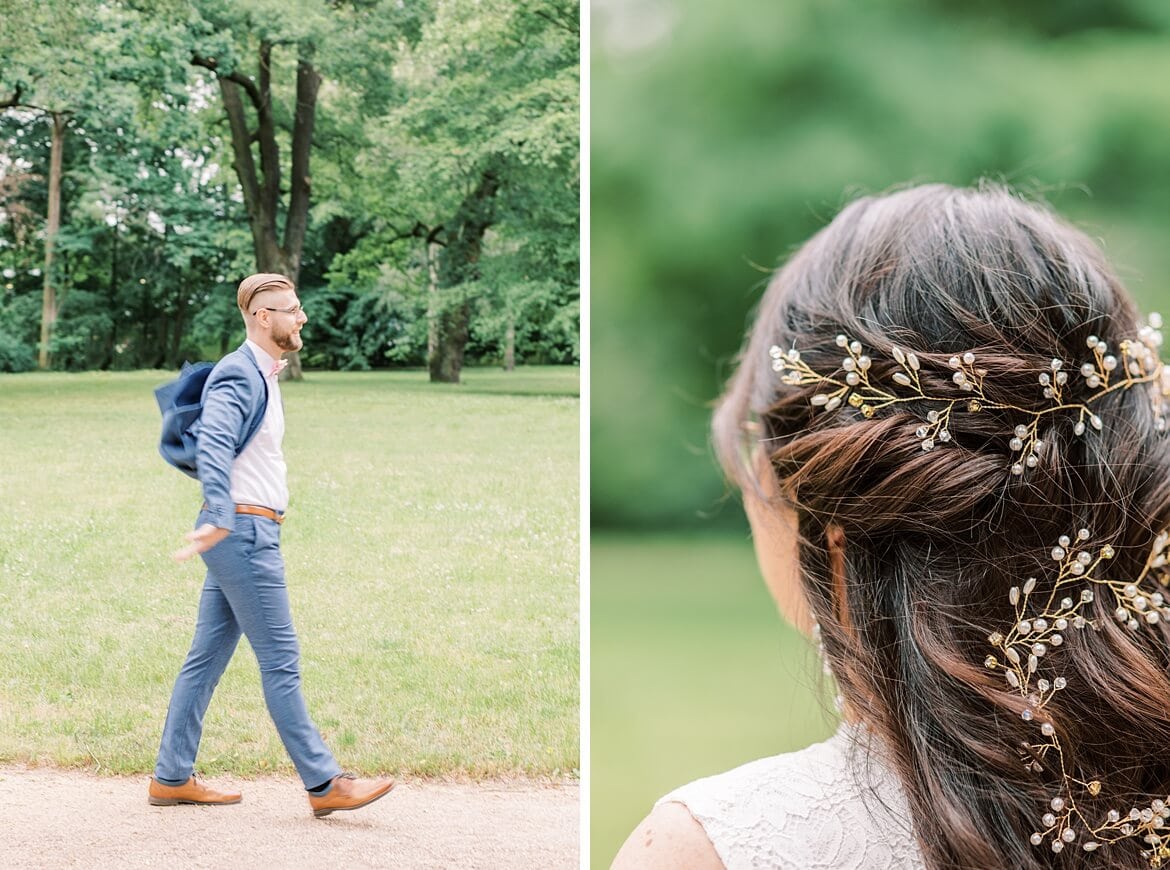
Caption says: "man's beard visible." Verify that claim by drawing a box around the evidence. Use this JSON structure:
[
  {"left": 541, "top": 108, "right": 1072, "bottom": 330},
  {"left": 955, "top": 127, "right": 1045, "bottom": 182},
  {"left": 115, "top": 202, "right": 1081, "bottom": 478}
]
[{"left": 273, "top": 324, "right": 303, "bottom": 352}]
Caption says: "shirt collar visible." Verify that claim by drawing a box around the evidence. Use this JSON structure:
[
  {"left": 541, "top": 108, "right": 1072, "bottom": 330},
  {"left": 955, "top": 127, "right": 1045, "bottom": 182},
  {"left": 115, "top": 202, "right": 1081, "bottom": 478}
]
[{"left": 245, "top": 339, "right": 280, "bottom": 378}]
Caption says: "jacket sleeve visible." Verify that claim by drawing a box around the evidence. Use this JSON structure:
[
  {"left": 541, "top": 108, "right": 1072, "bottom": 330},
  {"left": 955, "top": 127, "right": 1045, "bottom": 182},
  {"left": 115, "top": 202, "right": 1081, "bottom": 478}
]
[{"left": 196, "top": 366, "right": 251, "bottom": 530}]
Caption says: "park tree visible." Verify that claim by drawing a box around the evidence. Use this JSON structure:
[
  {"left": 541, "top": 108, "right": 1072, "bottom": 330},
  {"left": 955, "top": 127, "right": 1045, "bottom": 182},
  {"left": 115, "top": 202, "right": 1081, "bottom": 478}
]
[
  {"left": 361, "top": 0, "right": 579, "bottom": 382},
  {"left": 174, "top": 0, "right": 422, "bottom": 379},
  {"left": 0, "top": 1, "right": 130, "bottom": 369}
]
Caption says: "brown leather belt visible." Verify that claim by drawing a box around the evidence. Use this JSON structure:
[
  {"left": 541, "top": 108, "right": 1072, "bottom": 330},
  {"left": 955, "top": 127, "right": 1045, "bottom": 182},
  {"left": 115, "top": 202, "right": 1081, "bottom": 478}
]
[{"left": 202, "top": 503, "right": 286, "bottom": 524}]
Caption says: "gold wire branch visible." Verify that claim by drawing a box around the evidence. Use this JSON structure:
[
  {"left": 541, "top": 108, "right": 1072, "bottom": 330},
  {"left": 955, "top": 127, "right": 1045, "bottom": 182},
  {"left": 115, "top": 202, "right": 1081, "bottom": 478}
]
[
  {"left": 982, "top": 529, "right": 1170, "bottom": 863},
  {"left": 768, "top": 315, "right": 1168, "bottom": 475}
]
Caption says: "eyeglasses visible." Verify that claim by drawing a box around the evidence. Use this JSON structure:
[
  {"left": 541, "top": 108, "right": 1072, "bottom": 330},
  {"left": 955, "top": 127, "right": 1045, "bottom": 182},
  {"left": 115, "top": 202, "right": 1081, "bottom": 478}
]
[{"left": 252, "top": 305, "right": 303, "bottom": 316}]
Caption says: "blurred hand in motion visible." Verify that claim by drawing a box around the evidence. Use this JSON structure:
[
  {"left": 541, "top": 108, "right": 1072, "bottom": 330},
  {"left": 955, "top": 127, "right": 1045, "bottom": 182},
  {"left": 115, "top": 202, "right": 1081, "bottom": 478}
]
[{"left": 173, "top": 524, "right": 230, "bottom": 563}]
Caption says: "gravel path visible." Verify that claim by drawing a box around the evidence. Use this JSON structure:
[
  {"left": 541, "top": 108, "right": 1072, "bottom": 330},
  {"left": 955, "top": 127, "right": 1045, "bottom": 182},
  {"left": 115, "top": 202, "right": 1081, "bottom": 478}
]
[{"left": 0, "top": 767, "right": 578, "bottom": 869}]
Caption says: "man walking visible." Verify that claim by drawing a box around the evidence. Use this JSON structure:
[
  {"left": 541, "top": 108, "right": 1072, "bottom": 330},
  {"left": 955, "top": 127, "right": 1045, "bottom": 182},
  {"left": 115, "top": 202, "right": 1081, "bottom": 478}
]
[{"left": 150, "top": 273, "right": 394, "bottom": 817}]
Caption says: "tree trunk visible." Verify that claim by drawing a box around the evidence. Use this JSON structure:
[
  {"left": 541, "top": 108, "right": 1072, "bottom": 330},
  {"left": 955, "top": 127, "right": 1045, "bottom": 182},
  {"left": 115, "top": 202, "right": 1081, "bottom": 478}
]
[
  {"left": 38, "top": 112, "right": 66, "bottom": 370},
  {"left": 503, "top": 314, "right": 515, "bottom": 372},
  {"left": 197, "top": 46, "right": 319, "bottom": 382},
  {"left": 427, "top": 240, "right": 439, "bottom": 361},
  {"left": 430, "top": 169, "right": 501, "bottom": 384}
]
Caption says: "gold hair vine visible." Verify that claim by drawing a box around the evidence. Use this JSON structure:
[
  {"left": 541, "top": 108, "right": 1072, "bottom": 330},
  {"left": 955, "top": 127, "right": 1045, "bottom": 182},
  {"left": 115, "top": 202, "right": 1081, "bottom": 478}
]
[
  {"left": 768, "top": 315, "right": 1168, "bottom": 473},
  {"left": 984, "top": 528, "right": 1170, "bottom": 864}
]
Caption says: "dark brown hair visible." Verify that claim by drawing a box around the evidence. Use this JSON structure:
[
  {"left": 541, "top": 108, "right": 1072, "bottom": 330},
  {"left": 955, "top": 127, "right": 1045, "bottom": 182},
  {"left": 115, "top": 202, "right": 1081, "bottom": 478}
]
[{"left": 713, "top": 183, "right": 1170, "bottom": 869}]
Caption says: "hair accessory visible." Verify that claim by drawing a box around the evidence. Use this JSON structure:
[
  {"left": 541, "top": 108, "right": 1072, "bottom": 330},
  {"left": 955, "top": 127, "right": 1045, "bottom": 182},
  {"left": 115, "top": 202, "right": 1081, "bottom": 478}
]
[
  {"left": 984, "top": 528, "right": 1170, "bottom": 864},
  {"left": 767, "top": 314, "right": 1167, "bottom": 474}
]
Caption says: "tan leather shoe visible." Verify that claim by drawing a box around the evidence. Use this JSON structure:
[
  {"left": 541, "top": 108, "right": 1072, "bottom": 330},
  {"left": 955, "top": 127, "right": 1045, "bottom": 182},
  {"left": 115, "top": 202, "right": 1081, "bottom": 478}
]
[
  {"left": 148, "top": 775, "right": 242, "bottom": 806},
  {"left": 309, "top": 773, "right": 395, "bottom": 818}
]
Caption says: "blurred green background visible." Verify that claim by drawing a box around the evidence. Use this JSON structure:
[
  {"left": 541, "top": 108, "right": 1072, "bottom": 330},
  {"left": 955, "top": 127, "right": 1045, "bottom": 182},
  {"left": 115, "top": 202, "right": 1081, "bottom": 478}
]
[{"left": 591, "top": 0, "right": 1170, "bottom": 865}]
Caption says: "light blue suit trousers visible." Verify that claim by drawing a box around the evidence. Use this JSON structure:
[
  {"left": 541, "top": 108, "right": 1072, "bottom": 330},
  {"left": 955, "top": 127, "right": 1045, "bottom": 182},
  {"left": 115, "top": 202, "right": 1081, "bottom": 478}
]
[{"left": 154, "top": 509, "right": 340, "bottom": 789}]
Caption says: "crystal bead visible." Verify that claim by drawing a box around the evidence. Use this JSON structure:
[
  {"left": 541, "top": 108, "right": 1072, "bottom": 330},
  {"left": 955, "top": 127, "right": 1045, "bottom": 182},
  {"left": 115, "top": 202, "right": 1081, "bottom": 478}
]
[
  {"left": 1037, "top": 679, "right": 1050, "bottom": 691},
  {"left": 921, "top": 439, "right": 934, "bottom": 452},
  {"left": 1108, "top": 810, "right": 1121, "bottom": 823},
  {"left": 938, "top": 430, "right": 951, "bottom": 442},
  {"left": 1021, "top": 709, "right": 1033, "bottom": 721},
  {"left": 1053, "top": 677, "right": 1067, "bottom": 689},
  {"left": 1081, "top": 590, "right": 1094, "bottom": 603}
]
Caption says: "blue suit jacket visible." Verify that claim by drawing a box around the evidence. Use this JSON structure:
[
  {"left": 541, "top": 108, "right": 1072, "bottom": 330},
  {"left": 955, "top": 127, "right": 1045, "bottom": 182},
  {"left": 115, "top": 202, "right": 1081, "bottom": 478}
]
[{"left": 197, "top": 343, "right": 269, "bottom": 529}]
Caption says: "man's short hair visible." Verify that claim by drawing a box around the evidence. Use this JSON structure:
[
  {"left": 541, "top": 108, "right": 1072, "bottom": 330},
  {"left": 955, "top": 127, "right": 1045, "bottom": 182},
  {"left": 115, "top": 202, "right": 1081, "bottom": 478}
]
[{"left": 237, "top": 273, "right": 296, "bottom": 313}]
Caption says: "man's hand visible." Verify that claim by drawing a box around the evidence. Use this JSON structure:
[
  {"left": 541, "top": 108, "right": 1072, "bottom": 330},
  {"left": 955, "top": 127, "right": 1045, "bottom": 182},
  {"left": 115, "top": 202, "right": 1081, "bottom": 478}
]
[{"left": 173, "top": 523, "right": 231, "bottom": 563}]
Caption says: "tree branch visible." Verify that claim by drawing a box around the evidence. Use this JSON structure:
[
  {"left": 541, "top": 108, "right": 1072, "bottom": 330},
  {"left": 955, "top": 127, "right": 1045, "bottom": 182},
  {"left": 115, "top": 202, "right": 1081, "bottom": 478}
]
[
  {"left": 0, "top": 84, "right": 23, "bottom": 109},
  {"left": 532, "top": 8, "right": 579, "bottom": 37},
  {"left": 190, "top": 53, "right": 263, "bottom": 112},
  {"left": 283, "top": 55, "right": 321, "bottom": 272}
]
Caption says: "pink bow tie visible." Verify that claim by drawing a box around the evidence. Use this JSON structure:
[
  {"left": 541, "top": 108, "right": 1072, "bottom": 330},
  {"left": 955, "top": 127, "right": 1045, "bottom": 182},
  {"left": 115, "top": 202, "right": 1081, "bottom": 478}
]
[{"left": 269, "top": 359, "right": 288, "bottom": 377}]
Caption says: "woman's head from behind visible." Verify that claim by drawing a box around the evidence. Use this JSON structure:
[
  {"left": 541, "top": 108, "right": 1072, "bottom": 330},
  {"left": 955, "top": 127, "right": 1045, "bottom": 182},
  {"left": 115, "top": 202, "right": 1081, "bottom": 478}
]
[{"left": 714, "top": 183, "right": 1170, "bottom": 868}]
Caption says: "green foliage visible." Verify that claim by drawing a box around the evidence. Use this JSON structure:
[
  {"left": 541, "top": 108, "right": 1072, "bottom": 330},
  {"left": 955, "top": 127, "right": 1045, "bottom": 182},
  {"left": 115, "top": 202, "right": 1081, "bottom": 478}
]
[
  {"left": 0, "top": 0, "right": 579, "bottom": 374},
  {"left": 592, "top": 0, "right": 1170, "bottom": 528}
]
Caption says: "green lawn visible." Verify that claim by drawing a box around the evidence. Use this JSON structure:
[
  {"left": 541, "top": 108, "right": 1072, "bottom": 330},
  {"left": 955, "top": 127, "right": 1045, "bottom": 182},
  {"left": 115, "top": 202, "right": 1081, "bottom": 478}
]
[
  {"left": 0, "top": 366, "right": 579, "bottom": 779},
  {"left": 591, "top": 533, "right": 837, "bottom": 867}
]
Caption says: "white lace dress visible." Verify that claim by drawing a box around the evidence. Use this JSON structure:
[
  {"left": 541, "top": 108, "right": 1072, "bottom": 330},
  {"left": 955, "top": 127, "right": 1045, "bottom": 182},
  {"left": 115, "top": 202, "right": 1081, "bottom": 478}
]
[{"left": 656, "top": 725, "right": 926, "bottom": 869}]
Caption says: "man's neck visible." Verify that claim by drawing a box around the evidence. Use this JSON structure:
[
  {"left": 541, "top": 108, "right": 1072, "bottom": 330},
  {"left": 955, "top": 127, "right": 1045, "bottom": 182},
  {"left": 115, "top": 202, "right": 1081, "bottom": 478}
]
[{"left": 245, "top": 334, "right": 284, "bottom": 362}]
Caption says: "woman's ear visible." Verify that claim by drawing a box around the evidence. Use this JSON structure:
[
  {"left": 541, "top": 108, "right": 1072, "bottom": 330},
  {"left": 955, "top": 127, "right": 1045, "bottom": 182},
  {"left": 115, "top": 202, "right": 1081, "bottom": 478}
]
[{"left": 743, "top": 449, "right": 813, "bottom": 636}]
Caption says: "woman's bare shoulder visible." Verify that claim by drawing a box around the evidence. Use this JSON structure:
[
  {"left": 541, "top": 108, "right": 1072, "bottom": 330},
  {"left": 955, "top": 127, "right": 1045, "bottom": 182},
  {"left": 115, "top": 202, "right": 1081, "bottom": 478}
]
[{"left": 610, "top": 800, "right": 725, "bottom": 870}]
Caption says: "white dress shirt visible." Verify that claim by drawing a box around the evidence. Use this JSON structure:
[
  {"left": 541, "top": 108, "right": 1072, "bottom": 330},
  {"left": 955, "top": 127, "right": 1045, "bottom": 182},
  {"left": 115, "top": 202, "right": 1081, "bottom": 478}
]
[{"left": 229, "top": 339, "right": 289, "bottom": 512}]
